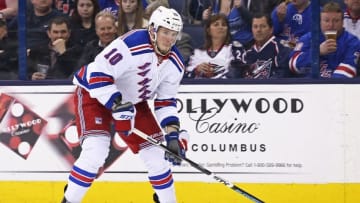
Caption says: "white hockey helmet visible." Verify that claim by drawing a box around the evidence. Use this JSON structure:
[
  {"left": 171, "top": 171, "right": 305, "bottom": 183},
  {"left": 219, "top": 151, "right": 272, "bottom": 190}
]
[{"left": 148, "top": 6, "right": 183, "bottom": 33}]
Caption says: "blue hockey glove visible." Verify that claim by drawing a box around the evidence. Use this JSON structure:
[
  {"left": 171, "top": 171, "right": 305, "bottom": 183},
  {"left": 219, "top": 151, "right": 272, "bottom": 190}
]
[
  {"left": 164, "top": 130, "right": 189, "bottom": 166},
  {"left": 111, "top": 97, "right": 135, "bottom": 135}
]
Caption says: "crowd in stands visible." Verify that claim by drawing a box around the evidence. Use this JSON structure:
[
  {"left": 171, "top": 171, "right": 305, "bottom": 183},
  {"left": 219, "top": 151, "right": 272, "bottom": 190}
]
[{"left": 0, "top": 0, "right": 359, "bottom": 80}]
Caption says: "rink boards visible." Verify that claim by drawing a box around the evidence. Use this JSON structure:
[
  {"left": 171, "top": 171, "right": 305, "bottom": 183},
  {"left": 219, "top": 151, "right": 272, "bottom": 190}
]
[
  {"left": 0, "top": 84, "right": 359, "bottom": 202},
  {"left": 0, "top": 181, "right": 359, "bottom": 202}
]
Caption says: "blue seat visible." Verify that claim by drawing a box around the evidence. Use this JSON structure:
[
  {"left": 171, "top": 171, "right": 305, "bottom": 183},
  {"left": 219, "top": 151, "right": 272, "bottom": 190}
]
[
  {"left": 169, "top": 0, "right": 192, "bottom": 24},
  {"left": 182, "top": 24, "right": 204, "bottom": 49},
  {"left": 168, "top": 0, "right": 186, "bottom": 15}
]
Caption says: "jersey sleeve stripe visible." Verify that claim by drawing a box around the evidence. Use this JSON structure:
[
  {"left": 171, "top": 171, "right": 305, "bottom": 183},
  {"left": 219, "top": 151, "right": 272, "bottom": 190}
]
[
  {"left": 168, "top": 49, "right": 185, "bottom": 73},
  {"left": 88, "top": 72, "right": 114, "bottom": 89},
  {"left": 289, "top": 51, "right": 302, "bottom": 73},
  {"left": 169, "top": 55, "right": 184, "bottom": 73},
  {"left": 154, "top": 98, "right": 177, "bottom": 110},
  {"left": 129, "top": 44, "right": 154, "bottom": 55},
  {"left": 334, "top": 63, "right": 357, "bottom": 78}
]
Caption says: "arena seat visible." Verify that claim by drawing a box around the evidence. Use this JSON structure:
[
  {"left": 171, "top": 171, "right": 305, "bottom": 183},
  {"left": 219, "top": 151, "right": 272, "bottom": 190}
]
[{"left": 182, "top": 24, "right": 204, "bottom": 49}]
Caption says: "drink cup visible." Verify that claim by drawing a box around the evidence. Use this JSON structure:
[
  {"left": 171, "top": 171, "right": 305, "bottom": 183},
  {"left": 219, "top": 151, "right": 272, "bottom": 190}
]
[
  {"left": 63, "top": 3, "right": 69, "bottom": 14},
  {"left": 324, "top": 30, "right": 337, "bottom": 41},
  {"left": 37, "top": 64, "right": 49, "bottom": 74}
]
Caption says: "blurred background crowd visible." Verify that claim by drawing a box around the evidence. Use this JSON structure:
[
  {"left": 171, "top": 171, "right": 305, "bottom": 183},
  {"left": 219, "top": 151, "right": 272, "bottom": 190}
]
[{"left": 0, "top": 0, "right": 359, "bottom": 80}]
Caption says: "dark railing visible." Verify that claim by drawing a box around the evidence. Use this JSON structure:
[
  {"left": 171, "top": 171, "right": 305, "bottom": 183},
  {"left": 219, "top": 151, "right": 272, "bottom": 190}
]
[{"left": 2, "top": 78, "right": 360, "bottom": 87}]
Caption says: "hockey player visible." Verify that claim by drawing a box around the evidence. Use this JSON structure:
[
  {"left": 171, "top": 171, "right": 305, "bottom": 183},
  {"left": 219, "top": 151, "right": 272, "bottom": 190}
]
[{"left": 61, "top": 6, "right": 189, "bottom": 203}]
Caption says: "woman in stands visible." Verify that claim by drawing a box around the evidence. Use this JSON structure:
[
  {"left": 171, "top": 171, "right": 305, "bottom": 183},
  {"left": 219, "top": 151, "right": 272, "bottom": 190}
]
[
  {"left": 117, "top": 0, "right": 148, "bottom": 36},
  {"left": 70, "top": 0, "right": 100, "bottom": 47},
  {"left": 186, "top": 13, "right": 233, "bottom": 79}
]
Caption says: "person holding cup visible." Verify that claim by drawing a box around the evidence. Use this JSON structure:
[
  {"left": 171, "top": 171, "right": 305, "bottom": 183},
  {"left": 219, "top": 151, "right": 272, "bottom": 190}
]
[
  {"left": 28, "top": 16, "right": 82, "bottom": 80},
  {"left": 289, "top": 1, "right": 360, "bottom": 78},
  {"left": 31, "top": 63, "right": 50, "bottom": 80}
]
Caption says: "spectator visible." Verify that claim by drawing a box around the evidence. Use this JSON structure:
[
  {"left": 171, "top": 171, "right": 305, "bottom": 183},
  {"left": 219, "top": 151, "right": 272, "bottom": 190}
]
[
  {"left": 186, "top": 13, "right": 233, "bottom": 79},
  {"left": 144, "top": 0, "right": 155, "bottom": 6},
  {"left": 70, "top": 0, "right": 100, "bottom": 48},
  {"left": 0, "top": 18, "right": 18, "bottom": 80},
  {"left": 202, "top": 0, "right": 231, "bottom": 21},
  {"left": 98, "top": 0, "right": 120, "bottom": 17},
  {"left": 168, "top": 0, "right": 190, "bottom": 23},
  {"left": 117, "top": 0, "right": 148, "bottom": 36},
  {"left": 8, "top": 0, "right": 66, "bottom": 50},
  {"left": 289, "top": 2, "right": 360, "bottom": 78},
  {"left": 176, "top": 31, "right": 193, "bottom": 66},
  {"left": 76, "top": 11, "right": 117, "bottom": 68},
  {"left": 343, "top": 0, "right": 360, "bottom": 39},
  {"left": 320, "top": 0, "right": 346, "bottom": 10},
  {"left": 189, "top": 0, "right": 212, "bottom": 24},
  {"left": 242, "top": 0, "right": 282, "bottom": 15},
  {"left": 28, "top": 16, "right": 82, "bottom": 80},
  {"left": 98, "top": 0, "right": 148, "bottom": 17},
  {"left": 228, "top": 13, "right": 292, "bottom": 79},
  {"left": 144, "top": 0, "right": 169, "bottom": 19},
  {"left": 0, "top": 0, "right": 18, "bottom": 22},
  {"left": 54, "top": 0, "right": 76, "bottom": 16},
  {"left": 202, "top": 0, "right": 253, "bottom": 46},
  {"left": 271, "top": 0, "right": 312, "bottom": 48},
  {"left": 227, "top": 0, "right": 253, "bottom": 46}
]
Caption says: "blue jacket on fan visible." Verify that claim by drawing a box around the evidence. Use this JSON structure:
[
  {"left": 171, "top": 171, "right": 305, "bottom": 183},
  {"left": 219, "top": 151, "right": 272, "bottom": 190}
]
[
  {"left": 289, "top": 30, "right": 360, "bottom": 78},
  {"left": 271, "top": 2, "right": 312, "bottom": 41}
]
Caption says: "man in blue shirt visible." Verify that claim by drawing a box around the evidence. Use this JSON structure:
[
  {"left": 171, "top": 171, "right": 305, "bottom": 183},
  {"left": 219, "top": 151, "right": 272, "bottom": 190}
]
[
  {"left": 271, "top": 0, "right": 312, "bottom": 48},
  {"left": 289, "top": 2, "right": 360, "bottom": 78}
]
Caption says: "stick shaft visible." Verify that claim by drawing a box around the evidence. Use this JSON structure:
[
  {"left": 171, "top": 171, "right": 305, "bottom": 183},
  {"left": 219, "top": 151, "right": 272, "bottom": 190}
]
[{"left": 132, "top": 128, "right": 265, "bottom": 203}]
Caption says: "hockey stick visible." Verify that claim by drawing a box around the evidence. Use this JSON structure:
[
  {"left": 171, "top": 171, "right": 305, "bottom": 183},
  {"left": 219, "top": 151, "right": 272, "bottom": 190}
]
[{"left": 133, "top": 128, "right": 265, "bottom": 203}]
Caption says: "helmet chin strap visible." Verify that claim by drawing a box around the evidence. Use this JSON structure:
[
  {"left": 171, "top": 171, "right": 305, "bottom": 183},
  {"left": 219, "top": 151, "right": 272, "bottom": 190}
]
[
  {"left": 155, "top": 45, "right": 170, "bottom": 56},
  {"left": 149, "top": 29, "right": 172, "bottom": 56}
]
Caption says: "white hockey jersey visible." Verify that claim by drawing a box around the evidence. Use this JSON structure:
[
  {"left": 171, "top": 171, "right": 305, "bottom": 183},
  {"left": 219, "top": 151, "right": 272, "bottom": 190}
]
[
  {"left": 73, "top": 29, "right": 185, "bottom": 127},
  {"left": 344, "top": 11, "right": 360, "bottom": 39},
  {"left": 186, "top": 44, "right": 233, "bottom": 78}
]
